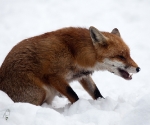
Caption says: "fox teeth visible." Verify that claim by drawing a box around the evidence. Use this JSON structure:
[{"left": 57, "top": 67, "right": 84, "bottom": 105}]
[{"left": 129, "top": 73, "right": 133, "bottom": 77}]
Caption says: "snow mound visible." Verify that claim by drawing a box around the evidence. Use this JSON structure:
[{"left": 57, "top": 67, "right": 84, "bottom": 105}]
[{"left": 1, "top": 91, "right": 150, "bottom": 125}]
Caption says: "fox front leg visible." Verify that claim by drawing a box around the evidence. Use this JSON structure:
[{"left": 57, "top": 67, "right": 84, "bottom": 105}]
[
  {"left": 79, "top": 76, "right": 104, "bottom": 99},
  {"left": 48, "top": 76, "right": 79, "bottom": 103}
]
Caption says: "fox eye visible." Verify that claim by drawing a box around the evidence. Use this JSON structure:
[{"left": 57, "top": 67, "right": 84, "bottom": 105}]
[{"left": 118, "top": 55, "right": 125, "bottom": 60}]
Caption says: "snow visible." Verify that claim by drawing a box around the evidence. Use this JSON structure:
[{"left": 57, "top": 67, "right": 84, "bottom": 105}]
[{"left": 0, "top": 0, "right": 150, "bottom": 125}]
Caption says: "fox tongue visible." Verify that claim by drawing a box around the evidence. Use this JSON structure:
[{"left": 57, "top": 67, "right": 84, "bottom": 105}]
[{"left": 118, "top": 69, "right": 132, "bottom": 80}]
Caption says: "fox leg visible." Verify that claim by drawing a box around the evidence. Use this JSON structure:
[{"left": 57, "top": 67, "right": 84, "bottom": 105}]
[
  {"left": 79, "top": 76, "right": 104, "bottom": 99},
  {"left": 49, "top": 76, "right": 79, "bottom": 103},
  {"left": 25, "top": 74, "right": 47, "bottom": 105},
  {"left": 24, "top": 84, "right": 46, "bottom": 106},
  {"left": 2, "top": 77, "right": 46, "bottom": 106}
]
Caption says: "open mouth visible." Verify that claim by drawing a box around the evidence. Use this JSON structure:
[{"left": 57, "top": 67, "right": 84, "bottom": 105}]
[{"left": 118, "top": 68, "right": 133, "bottom": 80}]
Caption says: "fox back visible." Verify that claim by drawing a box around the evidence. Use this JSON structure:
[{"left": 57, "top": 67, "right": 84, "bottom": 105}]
[{"left": 0, "top": 26, "right": 140, "bottom": 105}]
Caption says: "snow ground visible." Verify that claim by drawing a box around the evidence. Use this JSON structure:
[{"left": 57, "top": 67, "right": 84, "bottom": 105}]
[{"left": 0, "top": 0, "right": 150, "bottom": 125}]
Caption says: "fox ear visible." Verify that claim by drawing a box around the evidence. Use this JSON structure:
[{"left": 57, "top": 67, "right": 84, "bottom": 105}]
[
  {"left": 89, "top": 26, "right": 107, "bottom": 45},
  {"left": 111, "top": 28, "right": 121, "bottom": 37}
]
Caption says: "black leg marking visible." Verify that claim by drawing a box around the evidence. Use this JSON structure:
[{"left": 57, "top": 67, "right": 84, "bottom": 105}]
[
  {"left": 66, "top": 86, "right": 79, "bottom": 102},
  {"left": 94, "top": 86, "right": 104, "bottom": 99}
]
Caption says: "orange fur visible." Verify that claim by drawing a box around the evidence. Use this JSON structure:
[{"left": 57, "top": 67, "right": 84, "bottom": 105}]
[{"left": 0, "top": 26, "right": 140, "bottom": 105}]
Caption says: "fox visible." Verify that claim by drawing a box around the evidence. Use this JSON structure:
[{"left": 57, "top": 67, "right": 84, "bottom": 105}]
[{"left": 0, "top": 26, "right": 140, "bottom": 105}]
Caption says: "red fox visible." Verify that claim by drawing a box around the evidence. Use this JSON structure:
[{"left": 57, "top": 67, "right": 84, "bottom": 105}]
[{"left": 0, "top": 26, "right": 140, "bottom": 105}]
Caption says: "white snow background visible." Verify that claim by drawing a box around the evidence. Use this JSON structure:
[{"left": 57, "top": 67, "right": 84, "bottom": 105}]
[{"left": 0, "top": 0, "right": 150, "bottom": 125}]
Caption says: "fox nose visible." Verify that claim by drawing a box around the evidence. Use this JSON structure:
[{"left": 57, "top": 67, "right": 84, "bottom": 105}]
[{"left": 136, "top": 67, "right": 140, "bottom": 72}]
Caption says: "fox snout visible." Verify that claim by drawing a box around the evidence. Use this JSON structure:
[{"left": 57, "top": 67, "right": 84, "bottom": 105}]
[
  {"left": 102, "top": 57, "right": 140, "bottom": 80},
  {"left": 118, "top": 66, "right": 140, "bottom": 80},
  {"left": 118, "top": 58, "right": 140, "bottom": 80}
]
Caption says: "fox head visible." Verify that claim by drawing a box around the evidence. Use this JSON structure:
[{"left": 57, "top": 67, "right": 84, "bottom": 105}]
[{"left": 89, "top": 26, "right": 140, "bottom": 80}]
